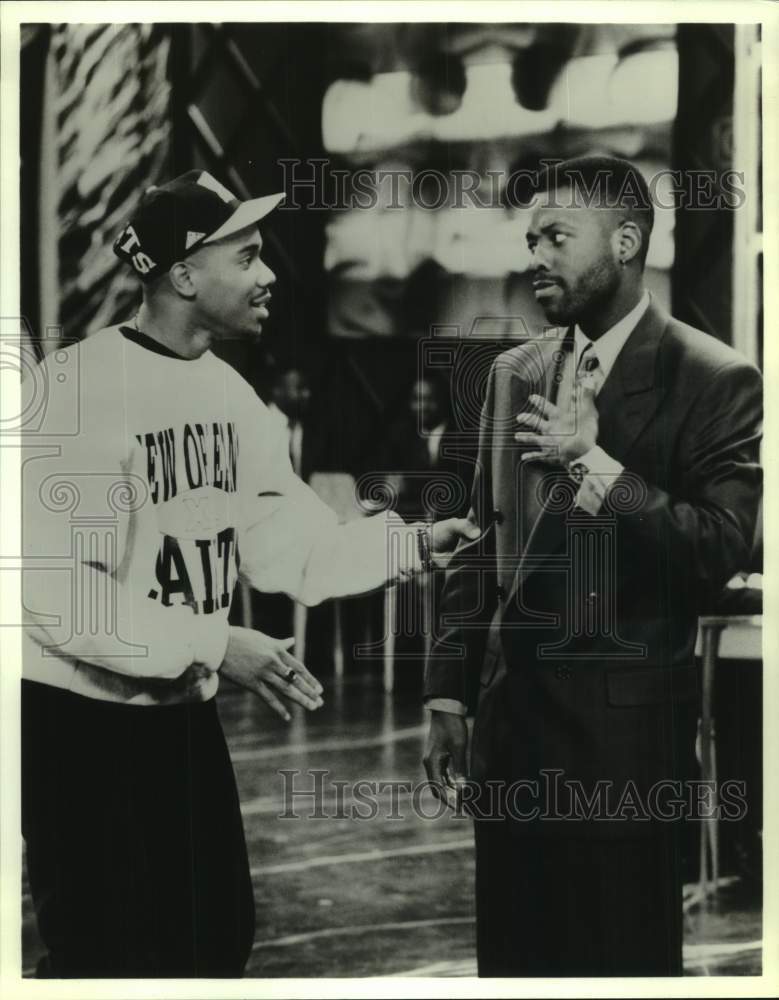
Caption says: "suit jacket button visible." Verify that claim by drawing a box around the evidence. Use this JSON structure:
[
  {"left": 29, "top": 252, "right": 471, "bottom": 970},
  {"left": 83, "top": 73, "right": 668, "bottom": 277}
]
[
  {"left": 555, "top": 664, "right": 571, "bottom": 680},
  {"left": 492, "top": 508, "right": 504, "bottom": 525},
  {"left": 496, "top": 584, "right": 506, "bottom": 600},
  {"left": 586, "top": 591, "right": 598, "bottom": 605}
]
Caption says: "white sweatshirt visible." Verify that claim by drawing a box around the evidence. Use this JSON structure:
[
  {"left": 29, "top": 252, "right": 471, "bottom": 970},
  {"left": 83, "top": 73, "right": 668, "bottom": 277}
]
[{"left": 22, "top": 324, "right": 424, "bottom": 705}]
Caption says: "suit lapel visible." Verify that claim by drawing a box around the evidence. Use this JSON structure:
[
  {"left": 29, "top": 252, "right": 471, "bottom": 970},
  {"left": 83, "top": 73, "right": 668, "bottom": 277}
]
[
  {"left": 492, "top": 336, "right": 568, "bottom": 592},
  {"left": 509, "top": 297, "right": 670, "bottom": 596},
  {"left": 505, "top": 333, "right": 573, "bottom": 591},
  {"left": 594, "top": 298, "right": 669, "bottom": 461}
]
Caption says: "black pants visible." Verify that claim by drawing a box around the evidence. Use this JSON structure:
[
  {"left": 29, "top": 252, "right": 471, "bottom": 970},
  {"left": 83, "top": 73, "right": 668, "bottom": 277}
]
[
  {"left": 474, "top": 818, "right": 684, "bottom": 977},
  {"left": 22, "top": 680, "right": 255, "bottom": 978}
]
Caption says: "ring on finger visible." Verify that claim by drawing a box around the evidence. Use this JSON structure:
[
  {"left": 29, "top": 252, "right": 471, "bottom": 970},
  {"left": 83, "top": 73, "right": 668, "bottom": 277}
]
[{"left": 284, "top": 668, "right": 296, "bottom": 684}]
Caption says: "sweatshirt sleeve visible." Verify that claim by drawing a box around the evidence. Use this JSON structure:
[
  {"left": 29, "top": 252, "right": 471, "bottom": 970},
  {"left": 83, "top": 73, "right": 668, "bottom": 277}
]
[
  {"left": 21, "top": 345, "right": 227, "bottom": 680},
  {"left": 236, "top": 390, "right": 425, "bottom": 606}
]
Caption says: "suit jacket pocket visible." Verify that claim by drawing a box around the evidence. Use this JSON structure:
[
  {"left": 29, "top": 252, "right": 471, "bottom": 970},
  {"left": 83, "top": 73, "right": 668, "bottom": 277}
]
[{"left": 606, "top": 664, "right": 698, "bottom": 707}]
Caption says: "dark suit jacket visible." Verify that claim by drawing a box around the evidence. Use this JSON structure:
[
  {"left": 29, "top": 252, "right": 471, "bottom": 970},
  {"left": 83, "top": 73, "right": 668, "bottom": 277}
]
[{"left": 425, "top": 298, "right": 763, "bottom": 836}]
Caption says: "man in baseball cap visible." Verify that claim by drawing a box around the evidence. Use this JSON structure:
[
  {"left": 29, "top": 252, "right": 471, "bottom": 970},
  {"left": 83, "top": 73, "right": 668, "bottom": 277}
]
[
  {"left": 22, "top": 166, "right": 479, "bottom": 977},
  {"left": 111, "top": 169, "right": 286, "bottom": 357}
]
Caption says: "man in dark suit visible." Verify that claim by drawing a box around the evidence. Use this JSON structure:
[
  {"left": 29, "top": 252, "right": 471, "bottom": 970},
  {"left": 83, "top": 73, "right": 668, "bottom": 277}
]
[
  {"left": 422, "top": 156, "right": 763, "bottom": 976},
  {"left": 382, "top": 375, "right": 472, "bottom": 521}
]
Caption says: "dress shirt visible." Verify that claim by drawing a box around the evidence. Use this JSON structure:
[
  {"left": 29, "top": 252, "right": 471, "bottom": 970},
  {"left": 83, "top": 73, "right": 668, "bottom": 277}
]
[
  {"left": 427, "top": 422, "right": 447, "bottom": 466},
  {"left": 571, "top": 291, "right": 650, "bottom": 515}
]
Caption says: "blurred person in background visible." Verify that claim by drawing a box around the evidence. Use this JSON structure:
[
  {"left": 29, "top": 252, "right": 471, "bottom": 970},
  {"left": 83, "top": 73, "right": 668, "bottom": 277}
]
[
  {"left": 375, "top": 375, "right": 474, "bottom": 689},
  {"left": 251, "top": 365, "right": 332, "bottom": 649},
  {"left": 266, "top": 366, "right": 317, "bottom": 481},
  {"left": 382, "top": 374, "right": 471, "bottom": 521}
]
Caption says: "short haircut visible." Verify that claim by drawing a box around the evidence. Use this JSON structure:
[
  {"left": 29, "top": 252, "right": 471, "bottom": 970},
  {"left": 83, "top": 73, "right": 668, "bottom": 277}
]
[
  {"left": 414, "top": 373, "right": 447, "bottom": 402},
  {"left": 535, "top": 155, "right": 655, "bottom": 265}
]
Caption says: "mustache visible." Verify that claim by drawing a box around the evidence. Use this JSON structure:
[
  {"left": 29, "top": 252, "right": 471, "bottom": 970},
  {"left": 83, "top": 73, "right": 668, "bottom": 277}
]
[{"left": 531, "top": 272, "right": 565, "bottom": 287}]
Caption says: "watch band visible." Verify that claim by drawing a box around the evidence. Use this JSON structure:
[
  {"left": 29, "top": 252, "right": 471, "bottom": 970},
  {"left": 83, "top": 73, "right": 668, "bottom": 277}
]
[{"left": 416, "top": 523, "right": 433, "bottom": 571}]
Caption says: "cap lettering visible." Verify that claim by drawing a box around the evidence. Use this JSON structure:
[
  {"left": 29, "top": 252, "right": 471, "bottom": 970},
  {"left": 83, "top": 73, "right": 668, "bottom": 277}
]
[
  {"left": 132, "top": 252, "right": 156, "bottom": 275},
  {"left": 118, "top": 225, "right": 141, "bottom": 254}
]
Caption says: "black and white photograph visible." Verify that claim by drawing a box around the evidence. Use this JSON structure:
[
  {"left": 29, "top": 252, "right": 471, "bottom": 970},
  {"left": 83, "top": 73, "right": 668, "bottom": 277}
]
[{"left": 1, "top": 1, "right": 776, "bottom": 993}]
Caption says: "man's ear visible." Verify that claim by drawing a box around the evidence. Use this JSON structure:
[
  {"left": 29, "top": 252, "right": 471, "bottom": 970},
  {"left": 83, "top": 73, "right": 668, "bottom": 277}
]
[
  {"left": 614, "top": 220, "right": 643, "bottom": 266},
  {"left": 168, "top": 261, "right": 197, "bottom": 298}
]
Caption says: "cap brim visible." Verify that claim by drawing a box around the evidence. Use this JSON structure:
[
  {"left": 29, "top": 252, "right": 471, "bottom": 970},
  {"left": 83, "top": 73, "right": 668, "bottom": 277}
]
[{"left": 202, "top": 192, "right": 286, "bottom": 244}]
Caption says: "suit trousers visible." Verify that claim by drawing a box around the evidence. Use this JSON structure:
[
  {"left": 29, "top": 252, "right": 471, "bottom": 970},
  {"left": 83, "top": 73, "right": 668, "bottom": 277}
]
[
  {"left": 474, "top": 816, "right": 684, "bottom": 977},
  {"left": 22, "top": 680, "right": 255, "bottom": 978}
]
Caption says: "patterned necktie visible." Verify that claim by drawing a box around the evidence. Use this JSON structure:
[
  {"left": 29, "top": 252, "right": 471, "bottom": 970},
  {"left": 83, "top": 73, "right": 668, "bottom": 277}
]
[{"left": 576, "top": 342, "right": 603, "bottom": 394}]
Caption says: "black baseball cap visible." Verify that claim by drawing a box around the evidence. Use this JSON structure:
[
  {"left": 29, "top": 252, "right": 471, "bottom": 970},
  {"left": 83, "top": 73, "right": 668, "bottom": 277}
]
[{"left": 113, "top": 170, "right": 285, "bottom": 283}]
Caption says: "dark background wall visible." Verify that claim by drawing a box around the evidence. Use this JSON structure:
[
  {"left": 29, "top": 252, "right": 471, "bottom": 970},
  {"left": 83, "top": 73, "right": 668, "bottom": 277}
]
[{"left": 20, "top": 22, "right": 756, "bottom": 479}]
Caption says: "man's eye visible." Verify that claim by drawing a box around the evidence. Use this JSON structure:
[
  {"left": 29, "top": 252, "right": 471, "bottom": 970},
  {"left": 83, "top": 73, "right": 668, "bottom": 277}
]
[
  {"left": 552, "top": 233, "right": 568, "bottom": 246},
  {"left": 527, "top": 243, "right": 537, "bottom": 255},
  {"left": 240, "top": 258, "right": 252, "bottom": 269}
]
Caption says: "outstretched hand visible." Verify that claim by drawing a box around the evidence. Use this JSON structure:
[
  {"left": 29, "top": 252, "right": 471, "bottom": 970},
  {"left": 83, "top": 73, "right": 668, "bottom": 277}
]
[
  {"left": 431, "top": 515, "right": 481, "bottom": 567},
  {"left": 220, "top": 626, "right": 324, "bottom": 722}
]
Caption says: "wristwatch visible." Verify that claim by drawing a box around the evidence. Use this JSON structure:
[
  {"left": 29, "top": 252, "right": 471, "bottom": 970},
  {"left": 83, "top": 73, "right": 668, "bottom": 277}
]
[{"left": 416, "top": 523, "right": 433, "bottom": 571}]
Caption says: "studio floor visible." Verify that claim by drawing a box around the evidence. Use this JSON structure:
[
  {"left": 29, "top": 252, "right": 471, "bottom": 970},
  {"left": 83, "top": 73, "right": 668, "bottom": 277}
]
[{"left": 22, "top": 662, "right": 762, "bottom": 979}]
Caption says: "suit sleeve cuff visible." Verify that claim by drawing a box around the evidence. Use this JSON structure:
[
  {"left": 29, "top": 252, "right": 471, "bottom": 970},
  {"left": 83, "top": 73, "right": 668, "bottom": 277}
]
[
  {"left": 425, "top": 697, "right": 468, "bottom": 716},
  {"left": 572, "top": 446, "right": 624, "bottom": 515}
]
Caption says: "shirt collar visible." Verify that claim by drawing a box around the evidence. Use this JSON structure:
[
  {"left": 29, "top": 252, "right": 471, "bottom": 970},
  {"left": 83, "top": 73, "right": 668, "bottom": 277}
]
[
  {"left": 119, "top": 324, "right": 192, "bottom": 360},
  {"left": 574, "top": 290, "right": 651, "bottom": 382}
]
